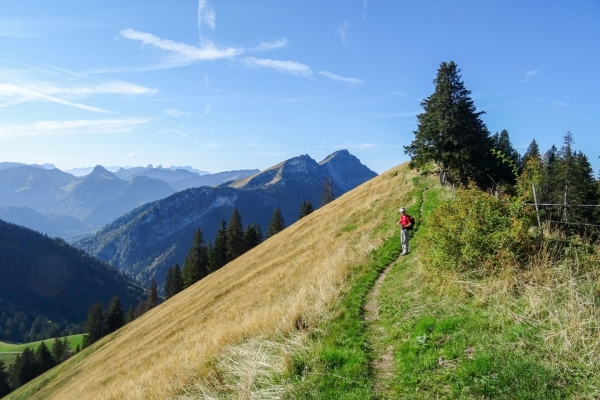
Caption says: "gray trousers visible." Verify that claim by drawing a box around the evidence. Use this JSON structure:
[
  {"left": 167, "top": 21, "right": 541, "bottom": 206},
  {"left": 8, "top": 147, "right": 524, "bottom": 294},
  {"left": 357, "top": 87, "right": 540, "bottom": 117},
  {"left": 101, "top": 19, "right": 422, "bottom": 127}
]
[{"left": 401, "top": 228, "right": 409, "bottom": 254}]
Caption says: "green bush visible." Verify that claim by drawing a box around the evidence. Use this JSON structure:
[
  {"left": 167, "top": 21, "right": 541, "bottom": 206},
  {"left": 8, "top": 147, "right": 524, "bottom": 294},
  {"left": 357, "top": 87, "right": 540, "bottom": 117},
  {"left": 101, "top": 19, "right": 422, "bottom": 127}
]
[{"left": 421, "top": 186, "right": 534, "bottom": 275}]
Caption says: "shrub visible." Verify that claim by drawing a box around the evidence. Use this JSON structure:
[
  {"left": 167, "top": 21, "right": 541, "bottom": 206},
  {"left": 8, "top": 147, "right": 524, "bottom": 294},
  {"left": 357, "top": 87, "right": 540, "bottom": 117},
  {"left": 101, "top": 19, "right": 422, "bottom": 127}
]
[{"left": 421, "top": 185, "right": 535, "bottom": 275}]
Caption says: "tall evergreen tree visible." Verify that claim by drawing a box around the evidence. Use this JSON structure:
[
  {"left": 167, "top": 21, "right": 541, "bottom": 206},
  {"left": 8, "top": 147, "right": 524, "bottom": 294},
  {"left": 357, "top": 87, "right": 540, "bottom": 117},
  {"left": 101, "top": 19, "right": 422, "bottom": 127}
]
[
  {"left": 164, "top": 264, "right": 184, "bottom": 299},
  {"left": 9, "top": 347, "right": 36, "bottom": 388},
  {"left": 227, "top": 209, "right": 245, "bottom": 261},
  {"left": 182, "top": 229, "right": 209, "bottom": 288},
  {"left": 522, "top": 138, "right": 540, "bottom": 167},
  {"left": 106, "top": 296, "right": 125, "bottom": 334},
  {"left": 211, "top": 220, "right": 229, "bottom": 271},
  {"left": 321, "top": 177, "right": 334, "bottom": 206},
  {"left": 83, "top": 303, "right": 106, "bottom": 348},
  {"left": 267, "top": 208, "right": 286, "bottom": 238},
  {"left": 490, "top": 129, "right": 520, "bottom": 184},
  {"left": 243, "top": 223, "right": 263, "bottom": 251},
  {"left": 34, "top": 341, "right": 54, "bottom": 375},
  {"left": 0, "top": 360, "right": 11, "bottom": 397},
  {"left": 404, "top": 61, "right": 494, "bottom": 186},
  {"left": 50, "top": 337, "right": 69, "bottom": 364},
  {"left": 298, "top": 200, "right": 314, "bottom": 219},
  {"left": 147, "top": 278, "right": 159, "bottom": 309},
  {"left": 125, "top": 305, "right": 135, "bottom": 324}
]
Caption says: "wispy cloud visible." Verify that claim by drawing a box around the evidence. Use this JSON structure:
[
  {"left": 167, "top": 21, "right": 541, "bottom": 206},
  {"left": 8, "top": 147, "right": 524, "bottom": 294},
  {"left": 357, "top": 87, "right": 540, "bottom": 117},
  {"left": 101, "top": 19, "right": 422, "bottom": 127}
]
[
  {"left": 197, "top": 0, "right": 216, "bottom": 33},
  {"left": 552, "top": 101, "right": 567, "bottom": 108},
  {"left": 158, "top": 129, "right": 191, "bottom": 138},
  {"left": 119, "top": 29, "right": 242, "bottom": 66},
  {"left": 318, "top": 71, "right": 364, "bottom": 85},
  {"left": 338, "top": 21, "right": 350, "bottom": 46},
  {"left": 520, "top": 69, "right": 540, "bottom": 83},
  {"left": 242, "top": 57, "right": 313, "bottom": 77},
  {"left": 253, "top": 38, "right": 288, "bottom": 51},
  {"left": 391, "top": 91, "right": 412, "bottom": 99},
  {"left": 0, "top": 117, "right": 151, "bottom": 138},
  {"left": 363, "top": 0, "right": 369, "bottom": 20},
  {"left": 201, "top": 103, "right": 211, "bottom": 117},
  {"left": 371, "top": 111, "right": 420, "bottom": 118},
  {"left": 164, "top": 108, "right": 184, "bottom": 117},
  {"left": 0, "top": 84, "right": 115, "bottom": 113}
]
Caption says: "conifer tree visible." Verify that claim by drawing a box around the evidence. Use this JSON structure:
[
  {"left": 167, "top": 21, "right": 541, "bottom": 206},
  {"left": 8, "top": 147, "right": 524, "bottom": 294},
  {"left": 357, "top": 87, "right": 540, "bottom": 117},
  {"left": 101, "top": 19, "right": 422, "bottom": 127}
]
[
  {"left": 298, "top": 200, "right": 314, "bottom": 219},
  {"left": 211, "top": 220, "right": 229, "bottom": 270},
  {"left": 50, "top": 337, "right": 69, "bottom": 363},
  {"left": 164, "top": 264, "right": 184, "bottom": 299},
  {"left": 243, "top": 223, "right": 263, "bottom": 251},
  {"left": 125, "top": 305, "right": 135, "bottom": 323},
  {"left": 182, "top": 229, "right": 209, "bottom": 288},
  {"left": 404, "top": 61, "right": 494, "bottom": 186},
  {"left": 0, "top": 360, "right": 11, "bottom": 397},
  {"left": 9, "top": 347, "right": 36, "bottom": 388},
  {"left": 83, "top": 303, "right": 106, "bottom": 348},
  {"left": 227, "top": 209, "right": 245, "bottom": 261},
  {"left": 267, "top": 208, "right": 286, "bottom": 238},
  {"left": 148, "top": 278, "right": 159, "bottom": 309},
  {"left": 321, "top": 177, "right": 334, "bottom": 206},
  {"left": 106, "top": 296, "right": 125, "bottom": 334},
  {"left": 34, "top": 341, "right": 54, "bottom": 375},
  {"left": 522, "top": 138, "right": 540, "bottom": 167},
  {"left": 490, "top": 129, "right": 520, "bottom": 184}
]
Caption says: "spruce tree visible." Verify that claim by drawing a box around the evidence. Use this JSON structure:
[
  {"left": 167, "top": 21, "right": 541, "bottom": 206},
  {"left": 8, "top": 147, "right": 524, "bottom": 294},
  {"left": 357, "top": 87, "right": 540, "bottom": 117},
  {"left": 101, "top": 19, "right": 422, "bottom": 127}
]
[
  {"left": 298, "top": 200, "right": 314, "bottom": 219},
  {"left": 182, "top": 229, "right": 209, "bottom": 288},
  {"left": 125, "top": 305, "right": 135, "bottom": 324},
  {"left": 50, "top": 336, "right": 69, "bottom": 363},
  {"left": 267, "top": 208, "right": 286, "bottom": 238},
  {"left": 106, "top": 296, "right": 125, "bottom": 334},
  {"left": 211, "top": 220, "right": 229, "bottom": 270},
  {"left": 243, "top": 223, "right": 263, "bottom": 251},
  {"left": 404, "top": 61, "right": 494, "bottom": 186},
  {"left": 0, "top": 360, "right": 11, "bottom": 397},
  {"left": 490, "top": 129, "right": 520, "bottom": 184},
  {"left": 321, "top": 177, "right": 334, "bottom": 206},
  {"left": 164, "top": 264, "right": 184, "bottom": 299},
  {"left": 10, "top": 347, "right": 36, "bottom": 388},
  {"left": 83, "top": 303, "right": 105, "bottom": 348},
  {"left": 227, "top": 209, "right": 245, "bottom": 261},
  {"left": 522, "top": 138, "right": 540, "bottom": 168},
  {"left": 34, "top": 341, "right": 54, "bottom": 375},
  {"left": 147, "top": 278, "right": 159, "bottom": 309}
]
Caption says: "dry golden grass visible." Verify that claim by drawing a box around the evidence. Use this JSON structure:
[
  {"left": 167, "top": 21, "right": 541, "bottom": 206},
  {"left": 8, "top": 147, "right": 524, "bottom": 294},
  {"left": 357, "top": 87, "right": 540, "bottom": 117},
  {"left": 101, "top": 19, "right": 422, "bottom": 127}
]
[{"left": 8, "top": 163, "right": 418, "bottom": 400}]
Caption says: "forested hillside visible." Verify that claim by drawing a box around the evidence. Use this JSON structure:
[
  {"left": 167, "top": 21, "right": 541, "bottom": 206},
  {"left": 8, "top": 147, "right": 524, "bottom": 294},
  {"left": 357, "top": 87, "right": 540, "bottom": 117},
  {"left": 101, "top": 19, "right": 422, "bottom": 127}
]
[{"left": 0, "top": 219, "right": 145, "bottom": 344}]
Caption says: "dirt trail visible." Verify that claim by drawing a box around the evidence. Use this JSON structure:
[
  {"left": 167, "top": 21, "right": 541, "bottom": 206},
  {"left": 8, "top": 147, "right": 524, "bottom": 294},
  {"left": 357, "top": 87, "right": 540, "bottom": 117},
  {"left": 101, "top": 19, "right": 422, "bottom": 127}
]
[
  {"left": 364, "top": 262, "right": 396, "bottom": 396},
  {"left": 365, "top": 187, "right": 427, "bottom": 397}
]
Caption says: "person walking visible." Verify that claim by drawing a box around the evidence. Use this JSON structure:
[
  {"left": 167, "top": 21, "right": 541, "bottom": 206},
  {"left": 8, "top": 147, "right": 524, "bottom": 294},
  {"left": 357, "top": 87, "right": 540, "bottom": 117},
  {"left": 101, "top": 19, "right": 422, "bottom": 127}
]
[{"left": 397, "top": 207, "right": 413, "bottom": 255}]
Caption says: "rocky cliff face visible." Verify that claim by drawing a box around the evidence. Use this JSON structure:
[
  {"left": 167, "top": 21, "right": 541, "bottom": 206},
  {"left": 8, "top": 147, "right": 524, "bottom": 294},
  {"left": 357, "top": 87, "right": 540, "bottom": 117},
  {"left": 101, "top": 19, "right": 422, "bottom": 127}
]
[{"left": 75, "top": 150, "right": 377, "bottom": 286}]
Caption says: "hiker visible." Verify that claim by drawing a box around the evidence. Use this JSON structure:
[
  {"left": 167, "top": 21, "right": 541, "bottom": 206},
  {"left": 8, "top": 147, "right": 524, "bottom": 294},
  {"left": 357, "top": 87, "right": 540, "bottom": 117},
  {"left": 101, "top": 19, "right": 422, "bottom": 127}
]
[{"left": 397, "top": 207, "right": 413, "bottom": 256}]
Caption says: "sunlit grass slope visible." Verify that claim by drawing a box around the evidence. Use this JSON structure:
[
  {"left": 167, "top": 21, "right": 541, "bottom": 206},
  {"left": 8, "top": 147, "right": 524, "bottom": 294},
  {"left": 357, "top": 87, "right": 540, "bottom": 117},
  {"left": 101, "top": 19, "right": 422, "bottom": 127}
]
[
  {"left": 7, "top": 163, "right": 418, "bottom": 400},
  {"left": 0, "top": 334, "right": 84, "bottom": 367}
]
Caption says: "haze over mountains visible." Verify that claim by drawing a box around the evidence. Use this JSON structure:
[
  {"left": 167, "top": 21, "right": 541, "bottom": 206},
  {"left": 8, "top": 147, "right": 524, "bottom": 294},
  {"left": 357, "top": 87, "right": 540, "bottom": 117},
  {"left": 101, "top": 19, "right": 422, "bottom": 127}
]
[
  {"left": 0, "top": 164, "right": 258, "bottom": 240},
  {"left": 75, "top": 150, "right": 377, "bottom": 286}
]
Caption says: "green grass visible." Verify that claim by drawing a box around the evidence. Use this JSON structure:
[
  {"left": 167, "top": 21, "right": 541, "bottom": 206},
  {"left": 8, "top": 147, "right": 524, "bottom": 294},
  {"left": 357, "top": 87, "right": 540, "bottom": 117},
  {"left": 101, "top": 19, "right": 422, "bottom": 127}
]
[
  {"left": 0, "top": 334, "right": 84, "bottom": 354},
  {"left": 283, "top": 172, "right": 433, "bottom": 399}
]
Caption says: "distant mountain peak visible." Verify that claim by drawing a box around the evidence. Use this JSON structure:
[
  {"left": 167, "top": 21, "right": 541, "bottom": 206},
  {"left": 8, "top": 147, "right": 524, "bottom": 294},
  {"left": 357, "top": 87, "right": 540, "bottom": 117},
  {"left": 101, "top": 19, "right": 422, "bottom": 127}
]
[{"left": 89, "top": 165, "right": 120, "bottom": 180}]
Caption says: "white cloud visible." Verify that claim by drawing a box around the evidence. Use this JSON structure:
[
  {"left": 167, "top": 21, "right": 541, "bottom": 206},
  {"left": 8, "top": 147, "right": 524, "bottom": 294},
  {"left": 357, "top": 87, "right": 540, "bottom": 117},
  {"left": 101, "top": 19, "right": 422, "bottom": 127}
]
[
  {"left": 338, "top": 21, "right": 350, "bottom": 46},
  {"left": 552, "top": 101, "right": 567, "bottom": 108},
  {"left": 198, "top": 0, "right": 216, "bottom": 32},
  {"left": 242, "top": 57, "right": 313, "bottom": 77},
  {"left": 318, "top": 71, "right": 364, "bottom": 85},
  {"left": 363, "top": 0, "right": 369, "bottom": 20},
  {"left": 391, "top": 91, "right": 411, "bottom": 98},
  {"left": 0, "top": 117, "right": 151, "bottom": 138},
  {"left": 119, "top": 29, "right": 241, "bottom": 65},
  {"left": 525, "top": 70, "right": 539, "bottom": 77},
  {"left": 0, "top": 84, "right": 114, "bottom": 113},
  {"left": 201, "top": 104, "right": 211, "bottom": 117},
  {"left": 253, "top": 38, "right": 288, "bottom": 51},
  {"left": 127, "top": 152, "right": 135, "bottom": 157},
  {"left": 164, "top": 108, "right": 185, "bottom": 117}
]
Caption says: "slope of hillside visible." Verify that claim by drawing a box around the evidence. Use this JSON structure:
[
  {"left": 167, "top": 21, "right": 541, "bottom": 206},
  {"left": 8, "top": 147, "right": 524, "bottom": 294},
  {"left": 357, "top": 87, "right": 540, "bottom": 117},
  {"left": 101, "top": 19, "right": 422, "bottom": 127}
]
[{"left": 8, "top": 163, "right": 413, "bottom": 400}]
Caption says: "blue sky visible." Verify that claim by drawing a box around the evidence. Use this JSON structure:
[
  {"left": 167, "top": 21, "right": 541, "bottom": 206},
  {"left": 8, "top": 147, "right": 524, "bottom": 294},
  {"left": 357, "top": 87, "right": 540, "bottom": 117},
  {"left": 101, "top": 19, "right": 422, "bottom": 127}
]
[{"left": 0, "top": 0, "right": 598, "bottom": 175}]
